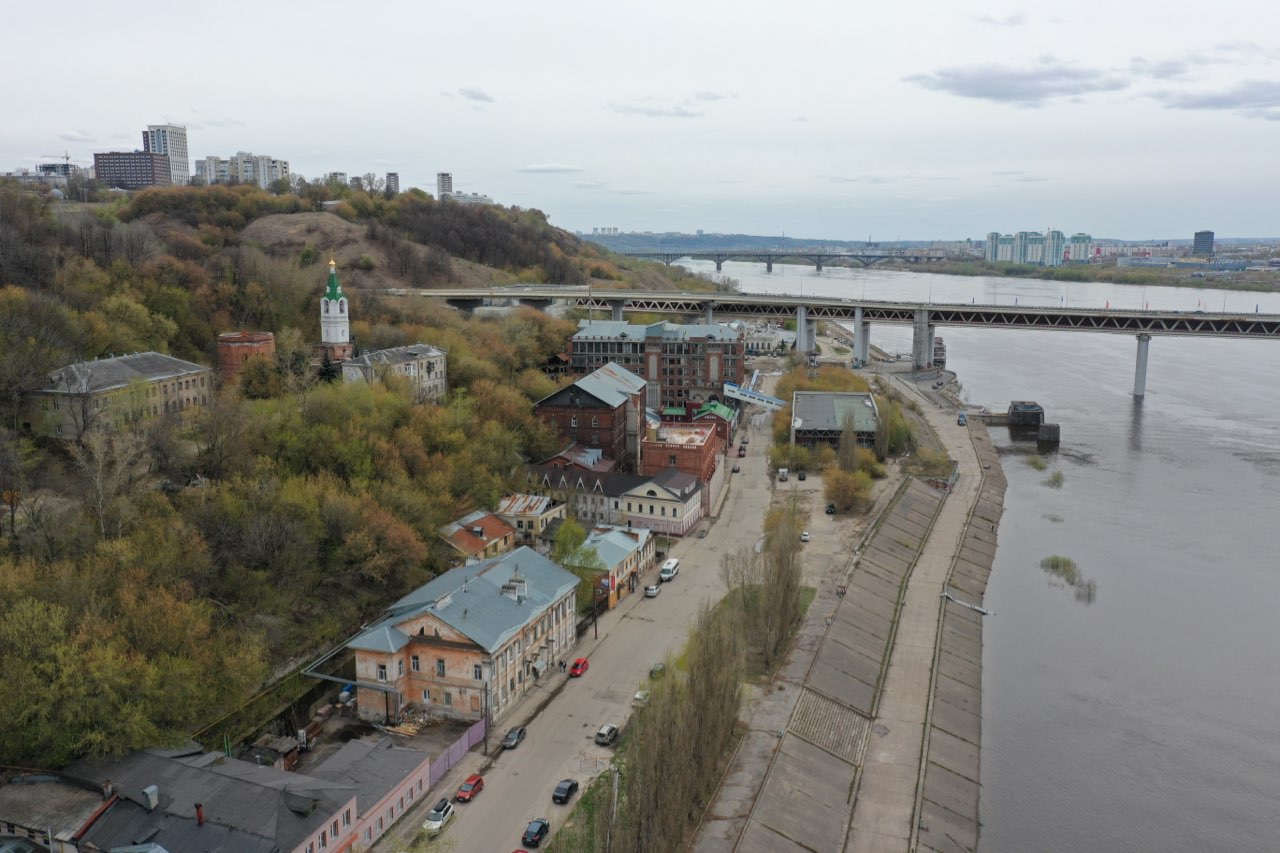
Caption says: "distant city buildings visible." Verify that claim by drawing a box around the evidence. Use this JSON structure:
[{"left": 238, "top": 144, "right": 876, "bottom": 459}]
[
  {"left": 436, "top": 172, "right": 452, "bottom": 198},
  {"left": 323, "top": 171, "right": 349, "bottom": 186},
  {"left": 143, "top": 124, "right": 189, "bottom": 186},
  {"left": 985, "top": 229, "right": 1087, "bottom": 266},
  {"left": 592, "top": 227, "right": 621, "bottom": 236},
  {"left": 1193, "top": 230, "right": 1215, "bottom": 256},
  {"left": 195, "top": 151, "right": 290, "bottom": 188},
  {"left": 385, "top": 172, "right": 399, "bottom": 194},
  {"left": 435, "top": 171, "right": 491, "bottom": 204},
  {"left": 92, "top": 151, "right": 172, "bottom": 190}
]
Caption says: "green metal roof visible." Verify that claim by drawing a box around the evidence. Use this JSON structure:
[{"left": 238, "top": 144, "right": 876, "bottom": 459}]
[{"left": 324, "top": 261, "right": 344, "bottom": 302}]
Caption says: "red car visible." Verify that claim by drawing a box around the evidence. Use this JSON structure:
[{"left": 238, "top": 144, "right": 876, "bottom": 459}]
[
  {"left": 455, "top": 773, "right": 484, "bottom": 802},
  {"left": 569, "top": 657, "right": 589, "bottom": 677}
]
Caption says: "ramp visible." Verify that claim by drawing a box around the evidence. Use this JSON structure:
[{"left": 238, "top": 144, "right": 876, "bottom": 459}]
[{"left": 723, "top": 381, "right": 785, "bottom": 411}]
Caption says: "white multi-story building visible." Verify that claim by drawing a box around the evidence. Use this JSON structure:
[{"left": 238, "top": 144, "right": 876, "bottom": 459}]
[
  {"left": 323, "top": 171, "right": 349, "bottom": 186},
  {"left": 194, "top": 152, "right": 290, "bottom": 188},
  {"left": 436, "top": 172, "right": 452, "bottom": 198},
  {"left": 985, "top": 229, "right": 1067, "bottom": 266},
  {"left": 385, "top": 172, "right": 399, "bottom": 194},
  {"left": 143, "top": 124, "right": 189, "bottom": 186},
  {"left": 1067, "top": 232, "right": 1093, "bottom": 263}
]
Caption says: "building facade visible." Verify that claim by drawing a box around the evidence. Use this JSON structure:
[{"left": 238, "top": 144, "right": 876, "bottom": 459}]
[
  {"left": 985, "top": 230, "right": 1067, "bottom": 266},
  {"left": 639, "top": 423, "right": 723, "bottom": 483},
  {"left": 534, "top": 361, "right": 646, "bottom": 469},
  {"left": 581, "top": 524, "right": 656, "bottom": 606},
  {"left": 436, "top": 172, "right": 452, "bottom": 198},
  {"left": 385, "top": 172, "right": 400, "bottom": 194},
  {"left": 569, "top": 320, "right": 745, "bottom": 410},
  {"left": 619, "top": 470, "right": 703, "bottom": 537},
  {"left": 195, "top": 151, "right": 290, "bottom": 188},
  {"left": 216, "top": 331, "right": 275, "bottom": 383},
  {"left": 342, "top": 344, "right": 447, "bottom": 403},
  {"left": 92, "top": 151, "right": 171, "bottom": 190},
  {"left": 1193, "top": 230, "right": 1215, "bottom": 256},
  {"left": 25, "top": 352, "right": 212, "bottom": 438},
  {"left": 1067, "top": 232, "right": 1093, "bottom": 262},
  {"left": 440, "top": 509, "right": 516, "bottom": 559},
  {"left": 143, "top": 124, "right": 190, "bottom": 186},
  {"left": 790, "top": 391, "right": 880, "bottom": 449},
  {"left": 523, "top": 466, "right": 650, "bottom": 528},
  {"left": 496, "top": 494, "right": 566, "bottom": 545},
  {"left": 347, "top": 548, "right": 579, "bottom": 724}
]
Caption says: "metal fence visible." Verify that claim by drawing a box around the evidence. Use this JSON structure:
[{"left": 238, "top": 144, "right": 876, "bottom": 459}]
[{"left": 426, "top": 718, "right": 486, "bottom": 788}]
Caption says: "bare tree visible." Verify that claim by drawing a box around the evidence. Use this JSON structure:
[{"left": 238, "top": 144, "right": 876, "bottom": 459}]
[
  {"left": 66, "top": 427, "right": 146, "bottom": 539},
  {"left": 361, "top": 173, "right": 385, "bottom": 194}
]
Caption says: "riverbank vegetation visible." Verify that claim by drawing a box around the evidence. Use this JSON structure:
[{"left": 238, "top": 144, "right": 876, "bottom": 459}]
[{"left": 1039, "top": 554, "right": 1096, "bottom": 603}]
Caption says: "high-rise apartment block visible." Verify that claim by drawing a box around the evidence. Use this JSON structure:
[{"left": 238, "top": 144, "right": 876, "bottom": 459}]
[
  {"left": 985, "top": 229, "right": 1071, "bottom": 266},
  {"left": 385, "top": 172, "right": 399, "bottom": 194},
  {"left": 1067, "top": 232, "right": 1093, "bottom": 262},
  {"left": 436, "top": 172, "right": 452, "bottom": 198},
  {"left": 93, "top": 151, "right": 172, "bottom": 190},
  {"left": 194, "top": 152, "right": 289, "bottom": 188},
  {"left": 142, "top": 124, "right": 189, "bottom": 186},
  {"left": 1193, "top": 230, "right": 1215, "bottom": 256},
  {"left": 323, "top": 172, "right": 349, "bottom": 186}
]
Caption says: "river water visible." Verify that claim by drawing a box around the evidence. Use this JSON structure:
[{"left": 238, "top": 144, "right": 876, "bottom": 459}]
[{"left": 678, "top": 260, "right": 1280, "bottom": 852}]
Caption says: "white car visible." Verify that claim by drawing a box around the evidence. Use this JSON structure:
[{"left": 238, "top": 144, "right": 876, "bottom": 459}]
[
  {"left": 800, "top": 531, "right": 810, "bottom": 542},
  {"left": 645, "top": 584, "right": 661, "bottom": 598},
  {"left": 633, "top": 690, "right": 651, "bottom": 705},
  {"left": 422, "top": 798, "right": 453, "bottom": 836}
]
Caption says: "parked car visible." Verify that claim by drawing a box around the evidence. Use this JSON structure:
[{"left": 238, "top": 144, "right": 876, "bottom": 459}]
[
  {"left": 633, "top": 690, "right": 651, "bottom": 705},
  {"left": 422, "top": 798, "right": 454, "bottom": 836},
  {"left": 957, "top": 412, "right": 968, "bottom": 426},
  {"left": 797, "top": 470, "right": 807, "bottom": 481},
  {"left": 732, "top": 463, "right": 741, "bottom": 473},
  {"left": 645, "top": 583, "right": 661, "bottom": 598},
  {"left": 738, "top": 445, "right": 747, "bottom": 457},
  {"left": 455, "top": 773, "right": 484, "bottom": 802},
  {"left": 502, "top": 726, "right": 527, "bottom": 749},
  {"left": 800, "top": 531, "right": 810, "bottom": 542},
  {"left": 569, "top": 657, "right": 590, "bottom": 677},
  {"left": 659, "top": 558, "right": 680, "bottom": 582},
  {"left": 522, "top": 817, "right": 551, "bottom": 847},
  {"left": 825, "top": 503, "right": 836, "bottom": 515},
  {"left": 595, "top": 723, "right": 619, "bottom": 746},
  {"left": 552, "top": 778, "right": 580, "bottom": 804},
  {"left": 650, "top": 662, "right": 666, "bottom": 679}
]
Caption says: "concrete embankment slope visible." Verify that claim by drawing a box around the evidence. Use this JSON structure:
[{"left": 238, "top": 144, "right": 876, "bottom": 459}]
[{"left": 911, "top": 425, "right": 1005, "bottom": 852}]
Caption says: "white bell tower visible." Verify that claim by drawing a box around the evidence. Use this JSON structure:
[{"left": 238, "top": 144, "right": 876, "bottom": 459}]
[{"left": 318, "top": 259, "right": 353, "bottom": 362}]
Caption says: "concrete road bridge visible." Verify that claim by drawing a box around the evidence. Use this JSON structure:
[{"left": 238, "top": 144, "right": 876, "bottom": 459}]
[
  {"left": 620, "top": 249, "right": 947, "bottom": 272},
  {"left": 379, "top": 286, "right": 1280, "bottom": 397}
]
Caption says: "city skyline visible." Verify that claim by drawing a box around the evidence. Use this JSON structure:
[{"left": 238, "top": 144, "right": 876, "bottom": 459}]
[{"left": 4, "top": 0, "right": 1279, "bottom": 239}]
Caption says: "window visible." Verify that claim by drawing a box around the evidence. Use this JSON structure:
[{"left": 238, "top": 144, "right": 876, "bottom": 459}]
[
  {"left": 669, "top": 454, "right": 677, "bottom": 466},
  {"left": 319, "top": 830, "right": 327, "bottom": 849},
  {"left": 411, "top": 655, "right": 420, "bottom": 672},
  {"left": 343, "top": 809, "right": 351, "bottom": 828},
  {"left": 339, "top": 301, "right": 346, "bottom": 314},
  {"left": 444, "top": 692, "right": 453, "bottom": 706},
  {"left": 591, "top": 415, "right": 598, "bottom": 427},
  {"left": 474, "top": 664, "right": 483, "bottom": 680},
  {"left": 332, "top": 820, "right": 339, "bottom": 836},
  {"left": 436, "top": 659, "right": 445, "bottom": 676},
  {"left": 570, "top": 415, "right": 578, "bottom": 427},
  {"left": 376, "top": 664, "right": 387, "bottom": 681},
  {"left": 423, "top": 688, "right": 430, "bottom": 701}
]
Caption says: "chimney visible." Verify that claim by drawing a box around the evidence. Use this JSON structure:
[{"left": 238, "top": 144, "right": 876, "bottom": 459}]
[
  {"left": 196, "top": 803, "right": 205, "bottom": 826},
  {"left": 102, "top": 779, "right": 114, "bottom": 799},
  {"left": 472, "top": 526, "right": 485, "bottom": 538},
  {"left": 142, "top": 784, "right": 159, "bottom": 812}
]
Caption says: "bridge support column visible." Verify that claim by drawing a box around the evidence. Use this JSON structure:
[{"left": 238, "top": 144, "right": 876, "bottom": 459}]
[
  {"left": 715, "top": 260, "right": 723, "bottom": 272},
  {"left": 705, "top": 303, "right": 715, "bottom": 325},
  {"left": 1133, "top": 334, "right": 1152, "bottom": 398},
  {"left": 912, "top": 309, "right": 931, "bottom": 370},
  {"left": 609, "top": 300, "right": 625, "bottom": 322},
  {"left": 858, "top": 321, "right": 871, "bottom": 363},
  {"left": 796, "top": 305, "right": 811, "bottom": 353},
  {"left": 815, "top": 262, "right": 823, "bottom": 272},
  {"left": 766, "top": 260, "right": 774, "bottom": 273},
  {"left": 928, "top": 325, "right": 938, "bottom": 369}
]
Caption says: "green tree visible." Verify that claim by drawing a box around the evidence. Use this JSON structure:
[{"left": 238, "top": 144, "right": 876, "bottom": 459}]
[{"left": 552, "top": 519, "right": 605, "bottom": 613}]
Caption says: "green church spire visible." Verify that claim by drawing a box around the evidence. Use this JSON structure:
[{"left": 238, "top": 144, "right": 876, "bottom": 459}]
[{"left": 324, "top": 259, "right": 344, "bottom": 301}]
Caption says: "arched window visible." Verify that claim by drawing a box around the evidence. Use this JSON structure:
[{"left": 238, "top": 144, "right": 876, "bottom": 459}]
[
  {"left": 324, "top": 302, "right": 330, "bottom": 314},
  {"left": 339, "top": 300, "right": 346, "bottom": 314}
]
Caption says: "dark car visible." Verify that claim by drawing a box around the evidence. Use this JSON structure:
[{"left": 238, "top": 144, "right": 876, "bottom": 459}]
[
  {"left": 552, "top": 778, "right": 579, "bottom": 804},
  {"left": 502, "top": 726, "right": 527, "bottom": 749},
  {"left": 522, "top": 817, "right": 551, "bottom": 847},
  {"left": 797, "top": 470, "right": 807, "bottom": 481},
  {"left": 826, "top": 503, "right": 836, "bottom": 515}
]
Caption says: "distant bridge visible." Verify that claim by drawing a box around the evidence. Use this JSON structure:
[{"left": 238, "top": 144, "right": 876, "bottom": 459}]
[
  {"left": 379, "top": 286, "right": 1280, "bottom": 397},
  {"left": 620, "top": 249, "right": 947, "bottom": 272}
]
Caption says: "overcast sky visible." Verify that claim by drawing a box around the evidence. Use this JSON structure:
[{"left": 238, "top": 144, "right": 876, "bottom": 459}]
[{"left": 6, "top": 0, "right": 1279, "bottom": 240}]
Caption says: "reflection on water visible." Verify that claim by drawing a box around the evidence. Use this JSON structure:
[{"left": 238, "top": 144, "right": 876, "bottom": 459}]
[{"left": 679, "top": 260, "right": 1280, "bottom": 852}]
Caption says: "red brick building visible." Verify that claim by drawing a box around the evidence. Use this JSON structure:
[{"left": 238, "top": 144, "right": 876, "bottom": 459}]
[
  {"left": 640, "top": 424, "right": 723, "bottom": 483},
  {"left": 216, "top": 331, "right": 275, "bottom": 383},
  {"left": 534, "top": 362, "right": 646, "bottom": 470}
]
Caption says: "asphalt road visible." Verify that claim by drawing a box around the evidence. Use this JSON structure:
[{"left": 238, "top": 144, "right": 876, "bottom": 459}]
[{"left": 434, "top": 409, "right": 780, "bottom": 852}]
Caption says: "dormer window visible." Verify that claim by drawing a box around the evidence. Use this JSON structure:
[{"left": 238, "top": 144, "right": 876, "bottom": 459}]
[{"left": 339, "top": 301, "right": 346, "bottom": 314}]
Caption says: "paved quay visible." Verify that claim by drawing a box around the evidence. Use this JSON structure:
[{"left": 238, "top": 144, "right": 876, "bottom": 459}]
[{"left": 694, "top": 362, "right": 1007, "bottom": 853}]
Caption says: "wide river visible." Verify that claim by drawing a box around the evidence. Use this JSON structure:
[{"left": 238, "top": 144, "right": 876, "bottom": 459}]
[{"left": 678, "top": 260, "right": 1280, "bottom": 852}]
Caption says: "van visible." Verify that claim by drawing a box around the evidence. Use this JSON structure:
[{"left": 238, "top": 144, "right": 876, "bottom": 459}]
[
  {"left": 659, "top": 558, "right": 680, "bottom": 582},
  {"left": 957, "top": 412, "right": 968, "bottom": 426}
]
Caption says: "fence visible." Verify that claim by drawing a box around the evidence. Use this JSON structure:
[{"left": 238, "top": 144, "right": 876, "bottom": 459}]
[{"left": 427, "top": 718, "right": 486, "bottom": 788}]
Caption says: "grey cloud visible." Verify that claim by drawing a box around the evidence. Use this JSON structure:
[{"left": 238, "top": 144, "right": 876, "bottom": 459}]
[
  {"left": 991, "top": 169, "right": 1025, "bottom": 176},
  {"left": 1130, "top": 57, "right": 1193, "bottom": 80},
  {"left": 458, "top": 87, "right": 494, "bottom": 103},
  {"left": 905, "top": 57, "right": 1129, "bottom": 106},
  {"left": 607, "top": 102, "right": 703, "bottom": 118},
  {"left": 571, "top": 180, "right": 650, "bottom": 195},
  {"left": 1014, "top": 175, "right": 1049, "bottom": 182},
  {"left": 691, "top": 91, "right": 733, "bottom": 101},
  {"left": 518, "top": 163, "right": 583, "bottom": 173},
  {"left": 972, "top": 11, "right": 1026, "bottom": 26},
  {"left": 827, "top": 174, "right": 892, "bottom": 184},
  {"left": 1152, "top": 79, "right": 1280, "bottom": 120},
  {"left": 59, "top": 130, "right": 97, "bottom": 143}
]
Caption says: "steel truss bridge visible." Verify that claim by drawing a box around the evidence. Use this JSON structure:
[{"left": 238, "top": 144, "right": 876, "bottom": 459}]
[
  {"left": 620, "top": 250, "right": 946, "bottom": 272},
  {"left": 380, "top": 286, "right": 1280, "bottom": 397}
]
